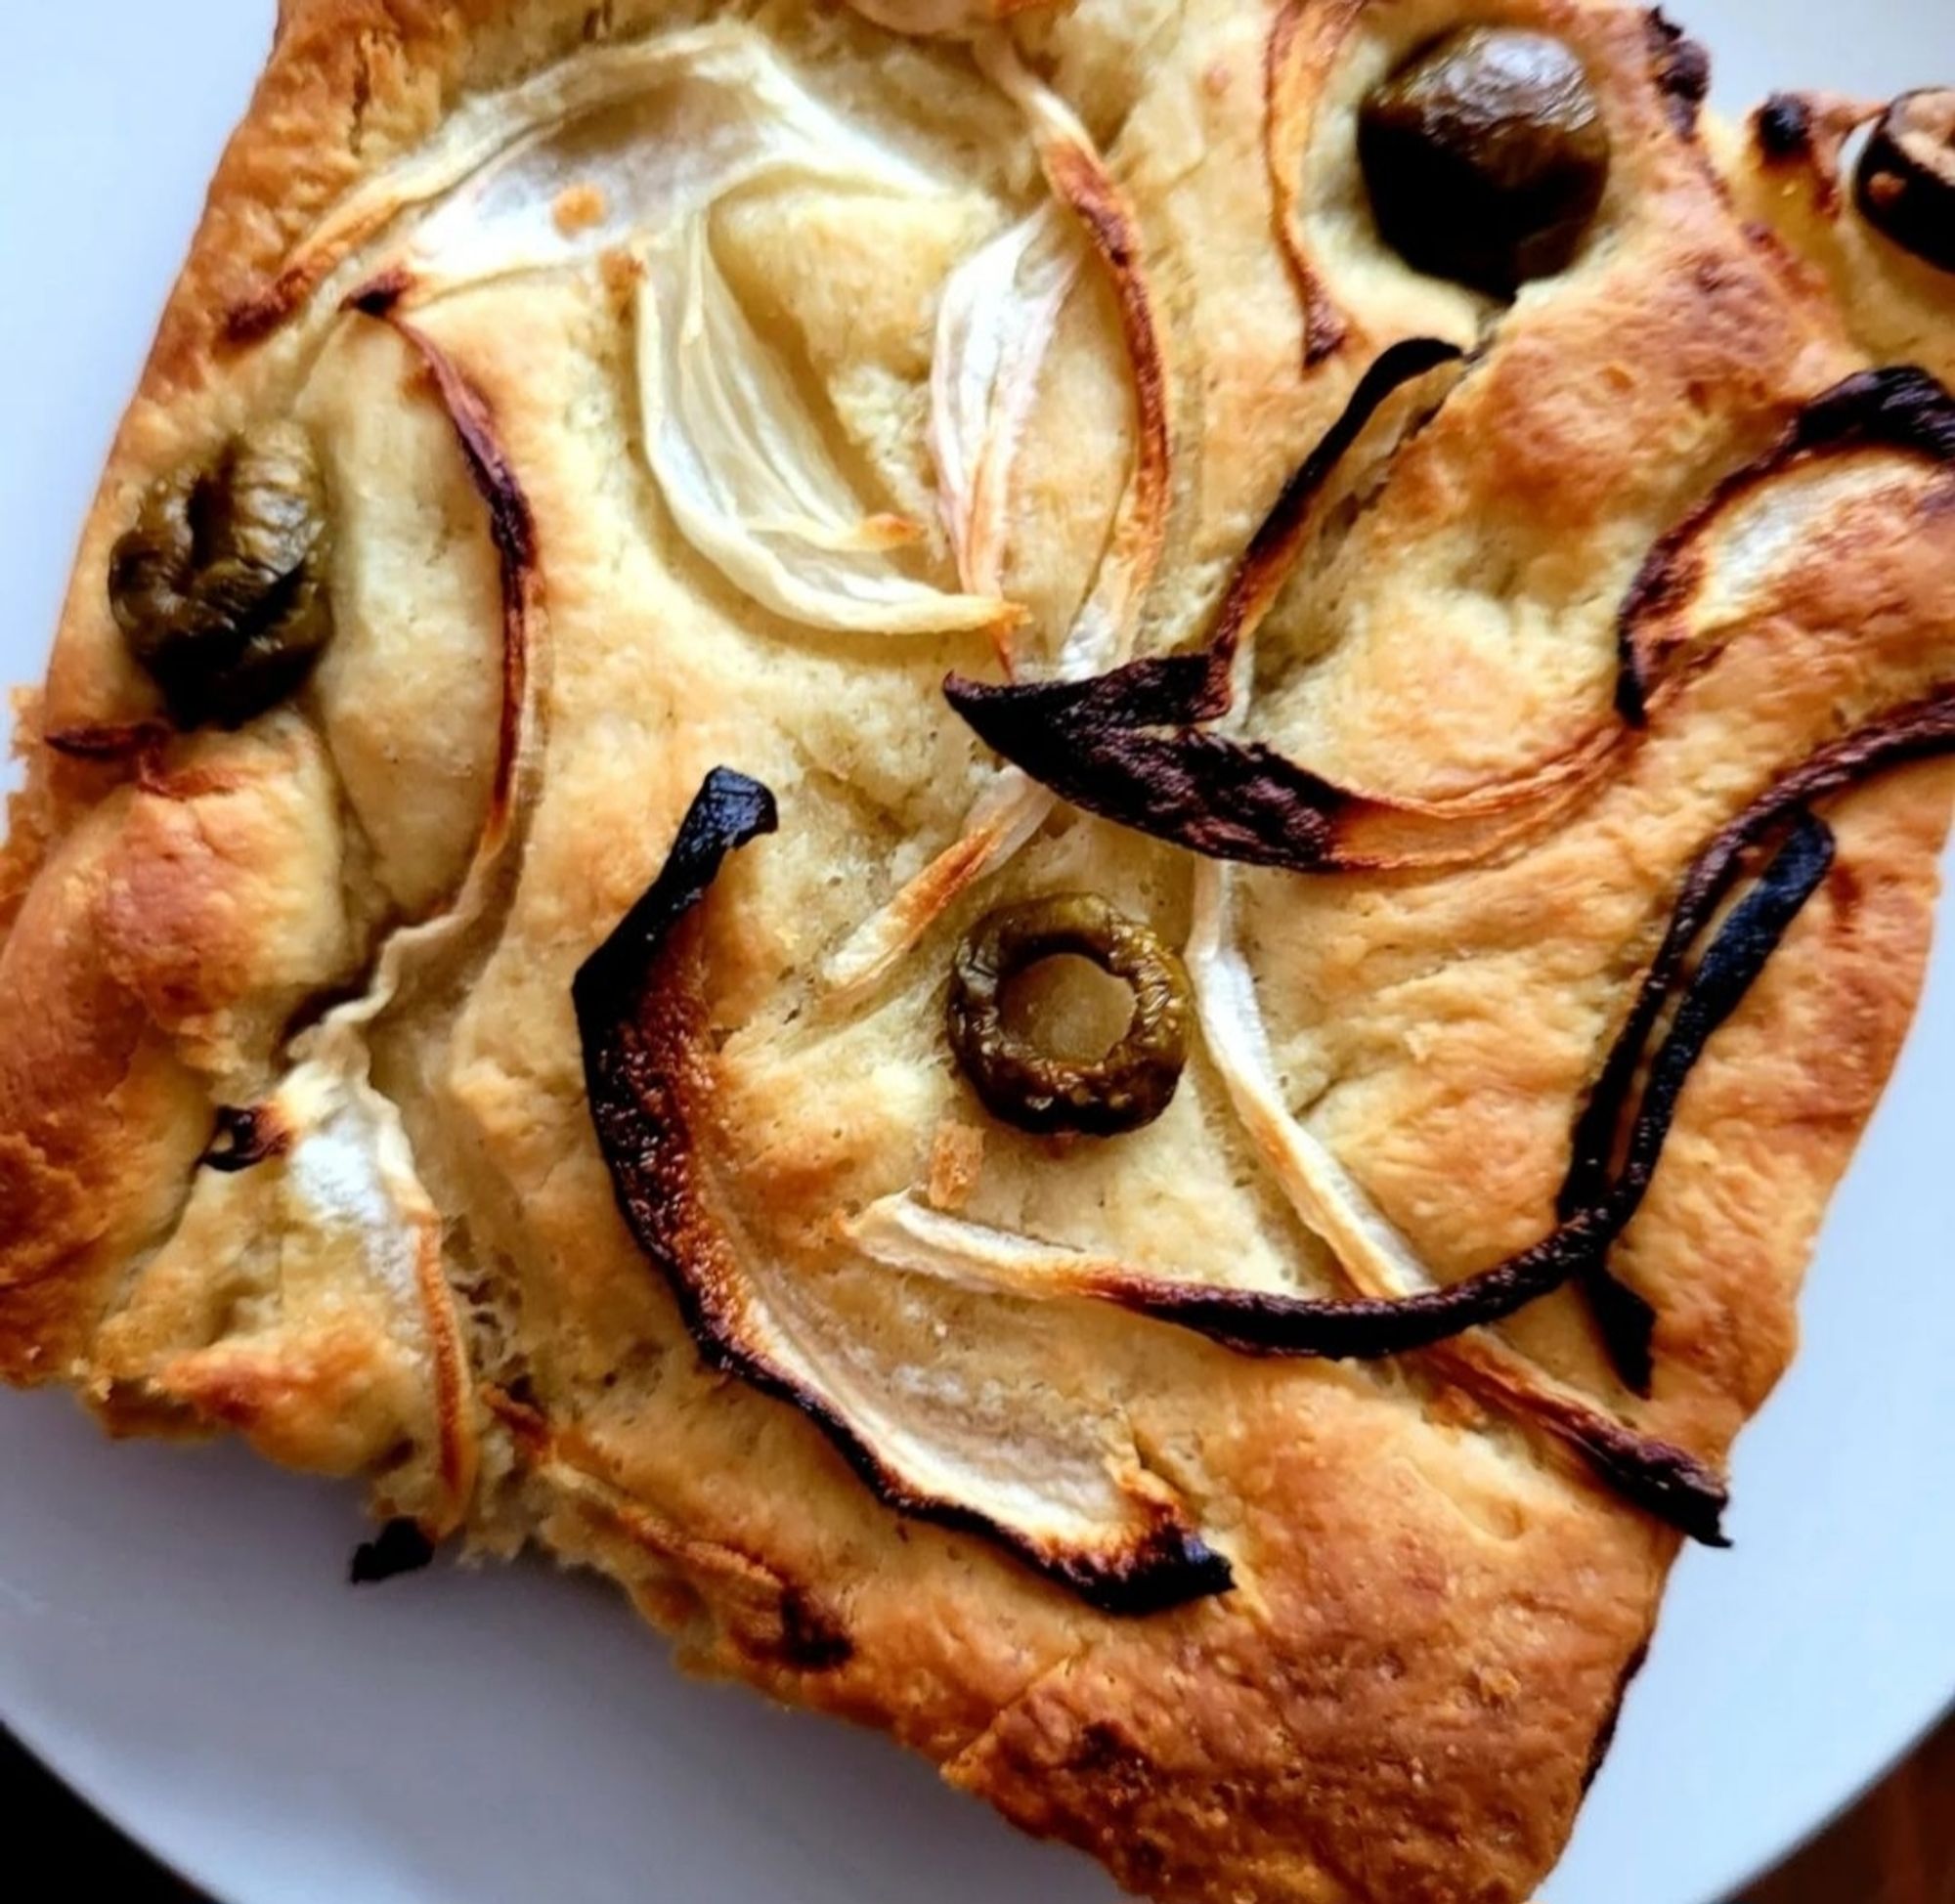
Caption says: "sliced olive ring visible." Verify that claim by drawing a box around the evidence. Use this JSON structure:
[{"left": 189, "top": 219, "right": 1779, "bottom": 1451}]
[
  {"left": 1854, "top": 89, "right": 1955, "bottom": 274},
  {"left": 109, "top": 421, "right": 332, "bottom": 730},
  {"left": 1358, "top": 25, "right": 1611, "bottom": 297},
  {"left": 947, "top": 893, "right": 1192, "bottom": 1138}
]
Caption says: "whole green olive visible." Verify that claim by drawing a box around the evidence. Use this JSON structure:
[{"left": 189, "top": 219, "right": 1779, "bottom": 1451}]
[
  {"left": 1854, "top": 89, "right": 1955, "bottom": 274},
  {"left": 946, "top": 892, "right": 1192, "bottom": 1138},
  {"left": 1358, "top": 25, "right": 1611, "bottom": 297},
  {"left": 109, "top": 421, "right": 332, "bottom": 729}
]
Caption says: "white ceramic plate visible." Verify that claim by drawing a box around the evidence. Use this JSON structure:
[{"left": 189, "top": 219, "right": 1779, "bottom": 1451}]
[{"left": 2, "top": 6, "right": 1950, "bottom": 1901}]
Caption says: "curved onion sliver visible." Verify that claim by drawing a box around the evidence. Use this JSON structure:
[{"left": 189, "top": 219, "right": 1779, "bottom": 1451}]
[
  {"left": 634, "top": 221, "right": 1011, "bottom": 636},
  {"left": 234, "top": 22, "right": 943, "bottom": 333},
  {"left": 326, "top": 296, "right": 543, "bottom": 1038},
  {"left": 931, "top": 202, "right": 1082, "bottom": 601}
]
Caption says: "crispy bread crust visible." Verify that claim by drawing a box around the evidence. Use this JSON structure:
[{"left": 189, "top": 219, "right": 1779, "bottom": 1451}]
[{"left": 3, "top": 6, "right": 1952, "bottom": 1903}]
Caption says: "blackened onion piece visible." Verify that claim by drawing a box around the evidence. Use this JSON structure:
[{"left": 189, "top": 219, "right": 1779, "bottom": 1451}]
[
  {"left": 576, "top": 771, "right": 1233, "bottom": 1615},
  {"left": 1210, "top": 337, "right": 1467, "bottom": 667},
  {"left": 1854, "top": 89, "right": 1955, "bottom": 274},
  {"left": 1107, "top": 815, "right": 1833, "bottom": 1540},
  {"left": 943, "top": 338, "right": 1467, "bottom": 873},
  {"left": 201, "top": 1103, "right": 293, "bottom": 1175},
  {"left": 574, "top": 768, "right": 779, "bottom": 1007},
  {"left": 1563, "top": 689, "right": 1955, "bottom": 1384},
  {"left": 946, "top": 669, "right": 1357, "bottom": 870},
  {"left": 1644, "top": 10, "right": 1712, "bottom": 138},
  {"left": 1139, "top": 811, "right": 1832, "bottom": 1355}
]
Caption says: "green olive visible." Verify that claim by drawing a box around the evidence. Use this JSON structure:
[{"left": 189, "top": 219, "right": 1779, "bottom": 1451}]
[
  {"left": 946, "top": 893, "right": 1192, "bottom": 1138},
  {"left": 109, "top": 421, "right": 332, "bottom": 729},
  {"left": 1854, "top": 90, "right": 1955, "bottom": 274},
  {"left": 1358, "top": 25, "right": 1611, "bottom": 297}
]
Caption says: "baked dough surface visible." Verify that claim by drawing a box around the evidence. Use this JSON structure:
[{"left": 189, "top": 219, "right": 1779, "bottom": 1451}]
[{"left": 3, "top": 4, "right": 1951, "bottom": 1900}]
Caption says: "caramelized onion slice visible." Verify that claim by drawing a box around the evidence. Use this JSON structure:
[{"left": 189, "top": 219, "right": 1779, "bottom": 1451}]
[
  {"left": 854, "top": 817, "right": 1839, "bottom": 1542},
  {"left": 234, "top": 22, "right": 941, "bottom": 333},
  {"left": 330, "top": 293, "right": 543, "bottom": 1033},
  {"left": 577, "top": 769, "right": 1231, "bottom": 1614},
  {"left": 1617, "top": 364, "right": 1955, "bottom": 720},
  {"left": 634, "top": 222, "right": 1010, "bottom": 636},
  {"left": 1263, "top": 0, "right": 1354, "bottom": 365},
  {"left": 973, "top": 30, "right": 1172, "bottom": 669}
]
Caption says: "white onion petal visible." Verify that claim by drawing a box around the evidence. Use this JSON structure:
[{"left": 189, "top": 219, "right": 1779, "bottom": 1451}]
[{"left": 634, "top": 221, "right": 1012, "bottom": 635}]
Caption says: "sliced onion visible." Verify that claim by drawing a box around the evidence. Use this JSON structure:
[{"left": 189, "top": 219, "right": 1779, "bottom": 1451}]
[
  {"left": 632, "top": 220, "right": 1012, "bottom": 637},
  {"left": 326, "top": 295, "right": 543, "bottom": 1034},
  {"left": 820, "top": 764, "right": 1053, "bottom": 1005},
  {"left": 235, "top": 22, "right": 943, "bottom": 333},
  {"left": 1263, "top": 0, "right": 1353, "bottom": 366},
  {"left": 931, "top": 202, "right": 1081, "bottom": 601},
  {"left": 973, "top": 31, "right": 1171, "bottom": 668}
]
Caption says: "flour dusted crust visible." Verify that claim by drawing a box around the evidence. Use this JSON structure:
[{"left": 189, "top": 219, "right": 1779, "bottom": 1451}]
[{"left": 4, "top": 2, "right": 1953, "bottom": 1900}]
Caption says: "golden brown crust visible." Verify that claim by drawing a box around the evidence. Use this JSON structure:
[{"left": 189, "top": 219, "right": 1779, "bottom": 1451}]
[{"left": 4, "top": 5, "right": 1954, "bottom": 1902}]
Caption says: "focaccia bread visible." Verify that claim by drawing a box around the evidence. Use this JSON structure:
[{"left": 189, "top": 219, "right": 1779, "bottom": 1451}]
[{"left": 4, "top": 2, "right": 1952, "bottom": 1899}]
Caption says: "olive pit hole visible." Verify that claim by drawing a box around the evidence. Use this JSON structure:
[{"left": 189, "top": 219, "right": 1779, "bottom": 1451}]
[{"left": 1000, "top": 952, "right": 1138, "bottom": 1066}]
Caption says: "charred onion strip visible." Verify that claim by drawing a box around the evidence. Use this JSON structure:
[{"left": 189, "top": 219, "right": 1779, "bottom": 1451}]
[
  {"left": 944, "top": 339, "right": 1499, "bottom": 873},
  {"left": 949, "top": 364, "right": 1955, "bottom": 876},
  {"left": 1854, "top": 89, "right": 1955, "bottom": 273},
  {"left": 1563, "top": 687, "right": 1955, "bottom": 1386},
  {"left": 578, "top": 770, "right": 1232, "bottom": 1614},
  {"left": 1209, "top": 335, "right": 1466, "bottom": 674}
]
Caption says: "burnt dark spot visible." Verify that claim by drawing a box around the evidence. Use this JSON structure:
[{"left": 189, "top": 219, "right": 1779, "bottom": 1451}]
[
  {"left": 1582, "top": 1639, "right": 1651, "bottom": 1792},
  {"left": 1826, "top": 859, "right": 1866, "bottom": 929},
  {"left": 776, "top": 1589, "right": 854, "bottom": 1671},
  {"left": 201, "top": 1103, "right": 290, "bottom": 1174},
  {"left": 1755, "top": 92, "right": 1814, "bottom": 162},
  {"left": 1644, "top": 11, "right": 1711, "bottom": 137},
  {"left": 349, "top": 1518, "right": 435, "bottom": 1585},
  {"left": 343, "top": 269, "right": 414, "bottom": 322}
]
